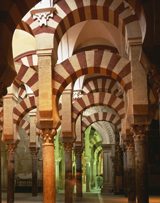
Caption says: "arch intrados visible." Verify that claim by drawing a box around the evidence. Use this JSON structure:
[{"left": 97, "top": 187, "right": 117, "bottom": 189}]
[{"left": 52, "top": 0, "right": 141, "bottom": 55}]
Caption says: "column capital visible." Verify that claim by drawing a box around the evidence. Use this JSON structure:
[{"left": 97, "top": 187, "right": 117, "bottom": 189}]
[
  {"left": 63, "top": 142, "right": 73, "bottom": 152},
  {"left": 74, "top": 145, "right": 83, "bottom": 157},
  {"left": 132, "top": 124, "right": 148, "bottom": 135},
  {"left": 124, "top": 131, "right": 134, "bottom": 151},
  {"left": 41, "top": 128, "right": 56, "bottom": 144},
  {"left": 131, "top": 125, "right": 148, "bottom": 142}
]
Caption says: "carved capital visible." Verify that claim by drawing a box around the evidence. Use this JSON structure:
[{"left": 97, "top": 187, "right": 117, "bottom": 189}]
[
  {"left": 74, "top": 146, "right": 83, "bottom": 157},
  {"left": 63, "top": 142, "right": 73, "bottom": 152},
  {"left": 41, "top": 129, "right": 56, "bottom": 144},
  {"left": 124, "top": 131, "right": 134, "bottom": 151},
  {"left": 132, "top": 125, "right": 148, "bottom": 143}
]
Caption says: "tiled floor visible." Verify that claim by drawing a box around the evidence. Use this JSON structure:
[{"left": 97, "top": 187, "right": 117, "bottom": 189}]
[{"left": 2, "top": 193, "right": 160, "bottom": 203}]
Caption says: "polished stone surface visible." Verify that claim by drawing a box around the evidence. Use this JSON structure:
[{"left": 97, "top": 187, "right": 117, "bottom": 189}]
[{"left": 2, "top": 193, "right": 160, "bottom": 203}]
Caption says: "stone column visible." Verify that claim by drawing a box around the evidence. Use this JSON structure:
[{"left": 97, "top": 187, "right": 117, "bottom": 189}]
[
  {"left": 63, "top": 141, "right": 74, "bottom": 203},
  {"left": 133, "top": 125, "right": 149, "bottom": 203},
  {"left": 7, "top": 143, "right": 16, "bottom": 203},
  {"left": 122, "top": 145, "right": 128, "bottom": 196},
  {"left": 125, "top": 134, "right": 136, "bottom": 203},
  {"left": 114, "top": 144, "right": 123, "bottom": 194},
  {"left": 30, "top": 146, "right": 38, "bottom": 196},
  {"left": 85, "top": 161, "right": 90, "bottom": 192},
  {"left": 101, "top": 145, "right": 113, "bottom": 194},
  {"left": 42, "top": 129, "right": 56, "bottom": 203},
  {"left": 75, "top": 146, "right": 83, "bottom": 197}
]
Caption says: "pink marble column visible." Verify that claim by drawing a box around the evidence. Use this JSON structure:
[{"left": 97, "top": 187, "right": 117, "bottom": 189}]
[
  {"left": 122, "top": 145, "right": 128, "bottom": 196},
  {"left": 30, "top": 147, "right": 38, "bottom": 197},
  {"left": 63, "top": 141, "right": 75, "bottom": 203},
  {"left": 42, "top": 129, "right": 56, "bottom": 203},
  {"left": 133, "top": 125, "right": 149, "bottom": 203},
  {"left": 125, "top": 134, "right": 136, "bottom": 203},
  {"left": 75, "top": 146, "right": 83, "bottom": 197},
  {"left": 7, "top": 143, "right": 16, "bottom": 203},
  {"left": 63, "top": 142, "right": 74, "bottom": 203}
]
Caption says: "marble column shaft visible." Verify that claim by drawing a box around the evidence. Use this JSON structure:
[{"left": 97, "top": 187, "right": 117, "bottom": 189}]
[
  {"left": 133, "top": 126, "right": 149, "bottom": 203},
  {"left": 125, "top": 137, "right": 136, "bottom": 203},
  {"left": 42, "top": 129, "right": 56, "bottom": 203},
  {"left": 64, "top": 142, "right": 73, "bottom": 203},
  {"left": 122, "top": 147, "right": 128, "bottom": 196},
  {"left": 30, "top": 148, "right": 38, "bottom": 197},
  {"left": 114, "top": 145, "right": 123, "bottom": 194},
  {"left": 7, "top": 143, "right": 16, "bottom": 203},
  {"left": 101, "top": 145, "right": 113, "bottom": 194},
  {"left": 75, "top": 147, "right": 83, "bottom": 197},
  {"left": 86, "top": 162, "right": 90, "bottom": 192}
]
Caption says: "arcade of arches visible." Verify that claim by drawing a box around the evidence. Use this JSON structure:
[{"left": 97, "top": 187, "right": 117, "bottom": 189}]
[{"left": 0, "top": 0, "right": 160, "bottom": 203}]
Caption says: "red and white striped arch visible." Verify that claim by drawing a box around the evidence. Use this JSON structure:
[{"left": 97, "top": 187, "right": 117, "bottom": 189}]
[
  {"left": 17, "top": 85, "right": 27, "bottom": 99},
  {"left": 15, "top": 51, "right": 38, "bottom": 69},
  {"left": 14, "top": 51, "right": 38, "bottom": 98},
  {"left": 15, "top": 64, "right": 38, "bottom": 97},
  {"left": 73, "top": 92, "right": 125, "bottom": 122},
  {"left": 19, "top": 119, "right": 30, "bottom": 136},
  {"left": 24, "top": 0, "right": 141, "bottom": 54},
  {"left": 83, "top": 76, "right": 124, "bottom": 98},
  {"left": 53, "top": 49, "right": 131, "bottom": 97},
  {"left": 82, "top": 112, "right": 121, "bottom": 136},
  {"left": 13, "top": 95, "right": 36, "bottom": 126}
]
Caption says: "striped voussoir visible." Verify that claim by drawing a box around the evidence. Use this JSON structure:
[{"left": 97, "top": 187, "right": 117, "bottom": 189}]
[
  {"left": 19, "top": 119, "right": 30, "bottom": 136},
  {"left": 13, "top": 95, "right": 36, "bottom": 126},
  {"left": 73, "top": 92, "right": 125, "bottom": 122},
  {"left": 82, "top": 76, "right": 124, "bottom": 97},
  {"left": 14, "top": 52, "right": 38, "bottom": 97},
  {"left": 15, "top": 51, "right": 38, "bottom": 69},
  {"left": 18, "top": 85, "right": 27, "bottom": 99},
  {"left": 82, "top": 112, "right": 121, "bottom": 136},
  {"left": 24, "top": 0, "right": 139, "bottom": 53},
  {"left": 53, "top": 49, "right": 131, "bottom": 97}
]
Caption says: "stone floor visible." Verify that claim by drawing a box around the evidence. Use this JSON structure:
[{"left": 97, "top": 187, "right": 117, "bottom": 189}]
[{"left": 2, "top": 193, "right": 160, "bottom": 203}]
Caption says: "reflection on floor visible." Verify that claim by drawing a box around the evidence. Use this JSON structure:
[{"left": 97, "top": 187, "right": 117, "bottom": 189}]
[{"left": 2, "top": 193, "right": 160, "bottom": 203}]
